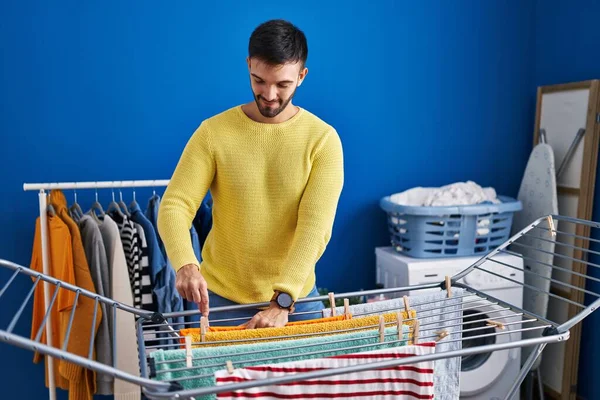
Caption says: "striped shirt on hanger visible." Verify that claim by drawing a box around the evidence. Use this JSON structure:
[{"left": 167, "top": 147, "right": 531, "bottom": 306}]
[
  {"left": 111, "top": 212, "right": 142, "bottom": 309},
  {"left": 133, "top": 222, "right": 155, "bottom": 311},
  {"left": 214, "top": 342, "right": 436, "bottom": 399}
]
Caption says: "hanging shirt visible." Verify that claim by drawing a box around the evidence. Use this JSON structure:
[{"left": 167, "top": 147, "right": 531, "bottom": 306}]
[
  {"left": 78, "top": 215, "right": 113, "bottom": 395},
  {"left": 49, "top": 189, "right": 103, "bottom": 400},
  {"left": 30, "top": 214, "right": 77, "bottom": 393},
  {"left": 214, "top": 343, "right": 436, "bottom": 399},
  {"left": 133, "top": 221, "right": 155, "bottom": 311},
  {"left": 109, "top": 211, "right": 142, "bottom": 309},
  {"left": 93, "top": 213, "right": 141, "bottom": 400}
]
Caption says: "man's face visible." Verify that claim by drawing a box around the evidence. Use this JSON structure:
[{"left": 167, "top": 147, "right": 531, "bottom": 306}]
[{"left": 247, "top": 58, "right": 307, "bottom": 118}]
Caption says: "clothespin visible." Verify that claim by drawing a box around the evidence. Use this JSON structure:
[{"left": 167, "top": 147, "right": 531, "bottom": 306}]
[
  {"left": 403, "top": 295, "right": 410, "bottom": 314},
  {"left": 435, "top": 330, "right": 449, "bottom": 342},
  {"left": 445, "top": 276, "right": 452, "bottom": 298},
  {"left": 396, "top": 311, "right": 403, "bottom": 341},
  {"left": 200, "top": 316, "right": 208, "bottom": 342},
  {"left": 328, "top": 292, "right": 336, "bottom": 316},
  {"left": 226, "top": 360, "right": 234, "bottom": 374},
  {"left": 184, "top": 336, "right": 192, "bottom": 368},
  {"left": 413, "top": 320, "right": 420, "bottom": 345},
  {"left": 343, "top": 298, "right": 350, "bottom": 319},
  {"left": 379, "top": 315, "right": 385, "bottom": 343},
  {"left": 547, "top": 216, "right": 556, "bottom": 238},
  {"left": 486, "top": 319, "right": 505, "bottom": 330}
]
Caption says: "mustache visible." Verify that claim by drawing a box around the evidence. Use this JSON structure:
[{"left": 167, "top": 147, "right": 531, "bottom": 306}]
[{"left": 257, "top": 95, "right": 280, "bottom": 103}]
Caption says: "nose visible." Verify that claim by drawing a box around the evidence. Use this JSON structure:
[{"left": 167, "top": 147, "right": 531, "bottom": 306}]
[{"left": 262, "top": 86, "right": 278, "bottom": 102}]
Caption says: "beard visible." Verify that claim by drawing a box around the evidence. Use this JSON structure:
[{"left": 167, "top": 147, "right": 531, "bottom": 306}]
[{"left": 253, "top": 87, "right": 297, "bottom": 118}]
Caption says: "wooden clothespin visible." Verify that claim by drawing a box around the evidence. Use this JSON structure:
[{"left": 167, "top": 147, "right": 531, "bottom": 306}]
[
  {"left": 226, "top": 360, "right": 234, "bottom": 374},
  {"left": 445, "top": 276, "right": 452, "bottom": 298},
  {"left": 396, "top": 311, "right": 403, "bottom": 341},
  {"left": 379, "top": 315, "right": 385, "bottom": 343},
  {"left": 413, "top": 320, "right": 420, "bottom": 345},
  {"left": 547, "top": 216, "right": 556, "bottom": 238},
  {"left": 435, "top": 330, "right": 449, "bottom": 342},
  {"left": 184, "top": 335, "right": 193, "bottom": 368},
  {"left": 328, "top": 292, "right": 336, "bottom": 316},
  {"left": 200, "top": 316, "right": 208, "bottom": 342},
  {"left": 486, "top": 319, "right": 505, "bottom": 330},
  {"left": 343, "top": 298, "right": 350, "bottom": 319},
  {"left": 403, "top": 295, "right": 410, "bottom": 314}
]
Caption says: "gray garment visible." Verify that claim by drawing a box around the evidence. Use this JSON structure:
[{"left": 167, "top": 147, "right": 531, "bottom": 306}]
[
  {"left": 78, "top": 215, "right": 113, "bottom": 395},
  {"left": 322, "top": 289, "right": 464, "bottom": 400}
]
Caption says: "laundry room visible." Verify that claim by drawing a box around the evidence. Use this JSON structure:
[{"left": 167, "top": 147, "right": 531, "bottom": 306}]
[{"left": 1, "top": 1, "right": 600, "bottom": 399}]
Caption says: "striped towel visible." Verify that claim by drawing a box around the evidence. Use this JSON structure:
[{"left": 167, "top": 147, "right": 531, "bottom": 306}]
[{"left": 214, "top": 342, "right": 436, "bottom": 399}]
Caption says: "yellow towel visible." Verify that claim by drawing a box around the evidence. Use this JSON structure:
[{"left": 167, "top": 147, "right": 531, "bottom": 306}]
[{"left": 181, "top": 310, "right": 417, "bottom": 348}]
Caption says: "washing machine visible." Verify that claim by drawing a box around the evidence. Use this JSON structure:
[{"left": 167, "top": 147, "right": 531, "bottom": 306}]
[{"left": 375, "top": 247, "right": 524, "bottom": 400}]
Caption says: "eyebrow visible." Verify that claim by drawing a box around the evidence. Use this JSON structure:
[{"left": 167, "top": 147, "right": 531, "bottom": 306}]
[{"left": 251, "top": 73, "right": 294, "bottom": 85}]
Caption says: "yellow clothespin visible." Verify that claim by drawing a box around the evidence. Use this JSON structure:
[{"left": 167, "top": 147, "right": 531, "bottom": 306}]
[
  {"left": 413, "top": 320, "right": 420, "bottom": 345},
  {"left": 486, "top": 319, "right": 505, "bottom": 330},
  {"left": 343, "top": 298, "right": 350, "bottom": 319},
  {"left": 396, "top": 311, "right": 403, "bottom": 341},
  {"left": 445, "top": 276, "right": 452, "bottom": 298},
  {"left": 200, "top": 316, "right": 208, "bottom": 342},
  {"left": 435, "top": 330, "right": 449, "bottom": 342},
  {"left": 379, "top": 315, "right": 385, "bottom": 343},
  {"left": 328, "top": 292, "right": 336, "bottom": 316},
  {"left": 226, "top": 360, "right": 234, "bottom": 374},
  {"left": 184, "top": 335, "right": 192, "bottom": 368},
  {"left": 547, "top": 216, "right": 556, "bottom": 238},
  {"left": 403, "top": 295, "right": 410, "bottom": 314}
]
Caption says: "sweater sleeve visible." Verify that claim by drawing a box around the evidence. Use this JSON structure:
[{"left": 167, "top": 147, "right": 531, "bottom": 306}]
[
  {"left": 158, "top": 122, "right": 215, "bottom": 272},
  {"left": 272, "top": 129, "right": 344, "bottom": 300}
]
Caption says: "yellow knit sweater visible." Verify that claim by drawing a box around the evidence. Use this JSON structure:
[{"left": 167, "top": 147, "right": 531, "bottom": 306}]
[{"left": 158, "top": 105, "right": 344, "bottom": 303}]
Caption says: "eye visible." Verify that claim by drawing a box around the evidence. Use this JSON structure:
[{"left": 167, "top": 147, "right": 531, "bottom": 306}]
[
  {"left": 254, "top": 79, "right": 265, "bottom": 85},
  {"left": 277, "top": 83, "right": 290, "bottom": 89}
]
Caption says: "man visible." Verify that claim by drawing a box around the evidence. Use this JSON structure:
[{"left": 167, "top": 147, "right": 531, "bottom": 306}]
[{"left": 157, "top": 19, "right": 344, "bottom": 329}]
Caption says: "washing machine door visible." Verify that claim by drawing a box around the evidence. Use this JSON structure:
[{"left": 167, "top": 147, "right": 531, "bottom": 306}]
[{"left": 460, "top": 307, "right": 515, "bottom": 397}]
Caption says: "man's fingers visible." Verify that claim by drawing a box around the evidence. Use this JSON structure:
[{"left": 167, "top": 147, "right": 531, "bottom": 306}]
[
  {"left": 246, "top": 316, "right": 257, "bottom": 330},
  {"left": 199, "top": 281, "right": 210, "bottom": 317},
  {"left": 191, "top": 285, "right": 202, "bottom": 305}
]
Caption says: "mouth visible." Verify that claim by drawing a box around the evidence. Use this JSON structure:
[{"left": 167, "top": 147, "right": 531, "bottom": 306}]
[{"left": 260, "top": 98, "right": 278, "bottom": 107}]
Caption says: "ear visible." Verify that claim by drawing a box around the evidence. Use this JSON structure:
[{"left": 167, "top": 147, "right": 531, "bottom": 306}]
[{"left": 298, "top": 67, "right": 308, "bottom": 87}]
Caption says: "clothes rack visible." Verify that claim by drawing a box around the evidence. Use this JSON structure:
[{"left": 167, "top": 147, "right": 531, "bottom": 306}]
[
  {"left": 20, "top": 179, "right": 170, "bottom": 400},
  {"left": 3, "top": 187, "right": 600, "bottom": 399}
]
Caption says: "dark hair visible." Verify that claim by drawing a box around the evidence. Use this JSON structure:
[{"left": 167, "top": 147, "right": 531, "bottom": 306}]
[{"left": 248, "top": 19, "right": 308, "bottom": 67}]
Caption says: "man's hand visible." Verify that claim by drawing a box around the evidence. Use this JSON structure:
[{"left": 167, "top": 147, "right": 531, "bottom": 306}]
[
  {"left": 244, "top": 302, "right": 289, "bottom": 329},
  {"left": 175, "top": 264, "right": 209, "bottom": 317}
]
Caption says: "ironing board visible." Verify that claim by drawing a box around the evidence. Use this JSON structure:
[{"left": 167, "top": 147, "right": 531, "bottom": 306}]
[{"left": 510, "top": 143, "right": 558, "bottom": 369}]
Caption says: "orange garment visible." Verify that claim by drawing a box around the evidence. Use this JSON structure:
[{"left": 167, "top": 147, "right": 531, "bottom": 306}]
[
  {"left": 178, "top": 311, "right": 417, "bottom": 348},
  {"left": 30, "top": 214, "right": 77, "bottom": 392},
  {"left": 50, "top": 190, "right": 103, "bottom": 400}
]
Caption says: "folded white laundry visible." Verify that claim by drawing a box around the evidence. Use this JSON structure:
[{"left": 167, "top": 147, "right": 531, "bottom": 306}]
[{"left": 389, "top": 181, "right": 500, "bottom": 207}]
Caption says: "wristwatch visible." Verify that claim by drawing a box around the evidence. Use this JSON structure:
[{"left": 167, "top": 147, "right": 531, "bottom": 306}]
[{"left": 271, "top": 291, "right": 295, "bottom": 313}]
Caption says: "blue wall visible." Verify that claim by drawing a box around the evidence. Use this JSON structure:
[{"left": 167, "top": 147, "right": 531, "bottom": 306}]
[
  {"left": 0, "top": 1, "right": 536, "bottom": 398},
  {"left": 533, "top": 1, "right": 600, "bottom": 399}
]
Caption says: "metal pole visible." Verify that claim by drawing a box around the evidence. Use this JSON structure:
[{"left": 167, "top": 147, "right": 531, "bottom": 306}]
[
  {"left": 39, "top": 190, "right": 56, "bottom": 400},
  {"left": 504, "top": 343, "right": 547, "bottom": 400}
]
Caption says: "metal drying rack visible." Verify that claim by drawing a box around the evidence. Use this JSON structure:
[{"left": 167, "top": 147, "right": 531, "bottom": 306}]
[{"left": 2, "top": 212, "right": 600, "bottom": 400}]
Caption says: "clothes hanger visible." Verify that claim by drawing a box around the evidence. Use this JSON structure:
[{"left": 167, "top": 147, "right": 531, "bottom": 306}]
[
  {"left": 118, "top": 189, "right": 131, "bottom": 217},
  {"left": 89, "top": 186, "right": 105, "bottom": 218},
  {"left": 69, "top": 188, "right": 84, "bottom": 222},
  {"left": 106, "top": 188, "right": 125, "bottom": 218},
  {"left": 129, "top": 188, "right": 140, "bottom": 211}
]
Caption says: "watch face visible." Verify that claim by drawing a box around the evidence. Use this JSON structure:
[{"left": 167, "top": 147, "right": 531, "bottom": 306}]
[{"left": 277, "top": 292, "right": 293, "bottom": 308}]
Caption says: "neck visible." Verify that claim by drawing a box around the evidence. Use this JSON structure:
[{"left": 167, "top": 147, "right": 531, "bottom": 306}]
[{"left": 242, "top": 101, "right": 299, "bottom": 124}]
